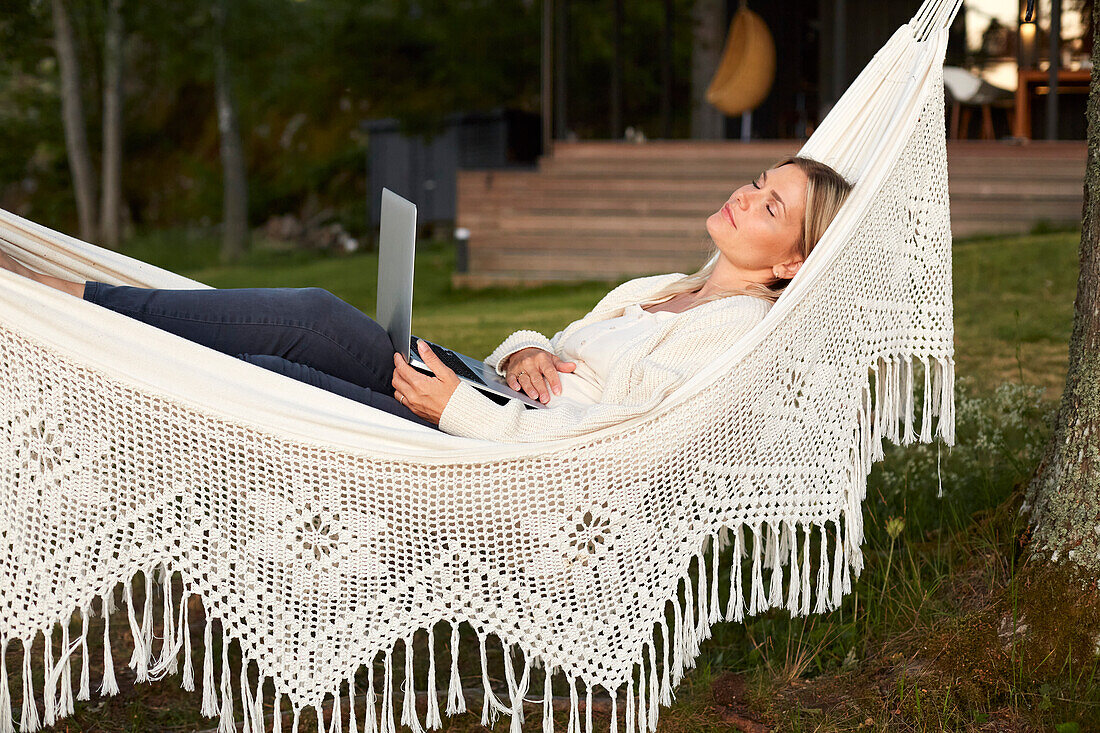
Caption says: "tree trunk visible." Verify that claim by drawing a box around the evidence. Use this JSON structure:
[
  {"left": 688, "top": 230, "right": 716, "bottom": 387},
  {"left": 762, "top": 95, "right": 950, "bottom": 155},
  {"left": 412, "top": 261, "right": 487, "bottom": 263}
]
[
  {"left": 690, "top": 0, "right": 724, "bottom": 139},
  {"left": 99, "top": 0, "right": 124, "bottom": 249},
  {"left": 610, "top": 0, "right": 622, "bottom": 138},
  {"left": 660, "top": 0, "right": 673, "bottom": 138},
  {"left": 213, "top": 0, "right": 249, "bottom": 262},
  {"left": 1022, "top": 1, "right": 1100, "bottom": 578},
  {"left": 51, "top": 0, "right": 97, "bottom": 242}
]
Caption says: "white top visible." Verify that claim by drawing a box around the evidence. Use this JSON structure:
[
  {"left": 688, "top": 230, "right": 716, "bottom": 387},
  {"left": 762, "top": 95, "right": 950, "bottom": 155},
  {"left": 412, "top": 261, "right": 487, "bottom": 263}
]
[
  {"left": 554, "top": 304, "right": 680, "bottom": 406},
  {"left": 438, "top": 274, "right": 772, "bottom": 443}
]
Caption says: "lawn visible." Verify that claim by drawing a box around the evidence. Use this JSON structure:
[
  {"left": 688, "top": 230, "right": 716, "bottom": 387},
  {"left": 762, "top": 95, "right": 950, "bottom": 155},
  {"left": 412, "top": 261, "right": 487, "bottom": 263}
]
[
  {"left": 952, "top": 230, "right": 1079, "bottom": 397},
  {"left": 20, "top": 227, "right": 1094, "bottom": 732}
]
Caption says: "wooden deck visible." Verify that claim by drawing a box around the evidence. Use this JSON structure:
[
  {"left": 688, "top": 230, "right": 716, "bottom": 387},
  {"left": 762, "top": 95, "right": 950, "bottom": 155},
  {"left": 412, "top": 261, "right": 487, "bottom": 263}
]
[{"left": 455, "top": 140, "right": 1086, "bottom": 287}]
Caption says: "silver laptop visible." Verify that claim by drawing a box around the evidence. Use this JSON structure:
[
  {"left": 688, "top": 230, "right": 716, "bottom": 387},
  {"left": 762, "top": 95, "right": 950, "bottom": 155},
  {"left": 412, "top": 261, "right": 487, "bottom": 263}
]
[{"left": 376, "top": 188, "right": 545, "bottom": 410}]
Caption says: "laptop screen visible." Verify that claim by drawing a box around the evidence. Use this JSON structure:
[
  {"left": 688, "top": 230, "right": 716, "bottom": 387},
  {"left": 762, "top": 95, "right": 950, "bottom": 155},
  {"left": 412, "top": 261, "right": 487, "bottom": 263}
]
[{"left": 375, "top": 188, "right": 417, "bottom": 360}]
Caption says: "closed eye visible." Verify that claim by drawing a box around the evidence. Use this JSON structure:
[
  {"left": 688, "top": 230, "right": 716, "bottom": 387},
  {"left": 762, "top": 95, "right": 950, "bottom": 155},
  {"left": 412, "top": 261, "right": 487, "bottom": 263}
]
[{"left": 752, "top": 178, "right": 776, "bottom": 217}]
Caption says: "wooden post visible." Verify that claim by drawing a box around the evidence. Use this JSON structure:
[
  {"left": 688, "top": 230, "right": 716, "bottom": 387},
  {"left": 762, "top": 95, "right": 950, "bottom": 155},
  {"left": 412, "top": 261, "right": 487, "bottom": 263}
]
[
  {"left": 832, "top": 0, "right": 847, "bottom": 106},
  {"left": 543, "top": 0, "right": 553, "bottom": 154},
  {"left": 660, "top": 0, "right": 673, "bottom": 138},
  {"left": 554, "top": 0, "right": 569, "bottom": 140},
  {"left": 1046, "top": 0, "right": 1062, "bottom": 140},
  {"left": 611, "top": 0, "right": 622, "bottom": 138},
  {"left": 690, "top": 0, "right": 724, "bottom": 140}
]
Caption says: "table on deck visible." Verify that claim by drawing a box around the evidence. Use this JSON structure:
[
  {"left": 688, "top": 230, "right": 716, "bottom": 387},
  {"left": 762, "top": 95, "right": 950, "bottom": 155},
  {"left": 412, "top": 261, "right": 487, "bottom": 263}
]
[{"left": 1014, "top": 68, "right": 1091, "bottom": 140}]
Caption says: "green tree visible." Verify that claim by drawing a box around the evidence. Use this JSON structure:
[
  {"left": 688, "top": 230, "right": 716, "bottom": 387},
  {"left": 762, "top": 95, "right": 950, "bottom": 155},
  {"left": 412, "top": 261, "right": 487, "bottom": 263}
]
[{"left": 2, "top": 0, "right": 565, "bottom": 237}]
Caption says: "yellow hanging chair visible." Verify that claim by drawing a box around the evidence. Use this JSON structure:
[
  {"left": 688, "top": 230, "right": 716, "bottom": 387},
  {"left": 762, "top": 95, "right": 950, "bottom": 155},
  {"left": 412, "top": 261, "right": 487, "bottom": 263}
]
[{"left": 706, "top": 2, "right": 777, "bottom": 116}]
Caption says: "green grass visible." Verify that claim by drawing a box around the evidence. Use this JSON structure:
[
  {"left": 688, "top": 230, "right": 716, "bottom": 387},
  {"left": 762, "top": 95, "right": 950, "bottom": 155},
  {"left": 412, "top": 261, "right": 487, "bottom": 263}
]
[
  {"left": 953, "top": 230, "right": 1080, "bottom": 395},
  {"left": 20, "top": 227, "right": 1092, "bottom": 732}
]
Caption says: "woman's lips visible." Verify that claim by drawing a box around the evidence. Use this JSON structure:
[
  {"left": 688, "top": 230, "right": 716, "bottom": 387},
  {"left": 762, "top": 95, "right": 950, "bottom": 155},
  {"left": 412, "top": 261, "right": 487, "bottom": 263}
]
[{"left": 723, "top": 203, "right": 736, "bottom": 228}]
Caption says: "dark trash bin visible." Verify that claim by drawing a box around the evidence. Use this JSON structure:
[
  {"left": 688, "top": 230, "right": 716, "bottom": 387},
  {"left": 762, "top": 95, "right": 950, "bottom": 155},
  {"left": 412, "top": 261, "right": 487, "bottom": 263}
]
[{"left": 363, "top": 109, "right": 541, "bottom": 236}]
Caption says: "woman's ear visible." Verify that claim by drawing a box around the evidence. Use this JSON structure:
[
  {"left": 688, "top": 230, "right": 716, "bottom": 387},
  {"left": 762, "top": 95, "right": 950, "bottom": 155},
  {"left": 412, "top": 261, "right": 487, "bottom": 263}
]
[{"left": 772, "top": 258, "right": 804, "bottom": 280}]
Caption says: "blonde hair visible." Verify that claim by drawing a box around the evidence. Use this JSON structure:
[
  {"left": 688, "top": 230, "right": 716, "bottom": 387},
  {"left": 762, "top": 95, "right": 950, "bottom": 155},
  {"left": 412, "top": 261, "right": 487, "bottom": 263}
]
[{"left": 643, "top": 156, "right": 853, "bottom": 307}]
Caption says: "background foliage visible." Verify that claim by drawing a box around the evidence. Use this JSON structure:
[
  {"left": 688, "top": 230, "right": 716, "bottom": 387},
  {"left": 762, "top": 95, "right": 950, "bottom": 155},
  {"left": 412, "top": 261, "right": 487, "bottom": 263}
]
[{"left": 0, "top": 0, "right": 696, "bottom": 240}]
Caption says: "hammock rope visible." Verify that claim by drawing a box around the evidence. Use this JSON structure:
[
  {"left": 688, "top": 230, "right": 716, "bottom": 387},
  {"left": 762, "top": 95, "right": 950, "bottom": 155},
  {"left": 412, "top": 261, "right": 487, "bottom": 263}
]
[{"left": 0, "top": 1, "right": 960, "bottom": 731}]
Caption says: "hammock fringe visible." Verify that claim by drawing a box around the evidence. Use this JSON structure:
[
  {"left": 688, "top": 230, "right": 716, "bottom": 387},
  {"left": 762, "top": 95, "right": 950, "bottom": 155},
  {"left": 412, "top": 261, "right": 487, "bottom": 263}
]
[
  {"left": 0, "top": 640, "right": 10, "bottom": 733},
  {"left": 41, "top": 628, "right": 53, "bottom": 729},
  {"left": 100, "top": 595, "right": 119, "bottom": 697},
  {"left": 19, "top": 639, "right": 37, "bottom": 733},
  {"left": 201, "top": 613, "right": 218, "bottom": 717},
  {"left": 181, "top": 592, "right": 195, "bottom": 692},
  {"left": 78, "top": 605, "right": 91, "bottom": 701},
  {"left": 218, "top": 630, "right": 234, "bottom": 733},
  {"left": 424, "top": 629, "right": 440, "bottom": 730},
  {"left": 399, "top": 634, "right": 421, "bottom": 733},
  {"left": 445, "top": 623, "right": 464, "bottom": 716}
]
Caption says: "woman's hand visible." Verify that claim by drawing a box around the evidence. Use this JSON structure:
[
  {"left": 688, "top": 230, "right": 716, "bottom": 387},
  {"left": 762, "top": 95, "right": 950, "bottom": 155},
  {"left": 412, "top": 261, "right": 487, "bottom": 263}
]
[
  {"left": 503, "top": 347, "right": 576, "bottom": 404},
  {"left": 392, "top": 340, "right": 461, "bottom": 424}
]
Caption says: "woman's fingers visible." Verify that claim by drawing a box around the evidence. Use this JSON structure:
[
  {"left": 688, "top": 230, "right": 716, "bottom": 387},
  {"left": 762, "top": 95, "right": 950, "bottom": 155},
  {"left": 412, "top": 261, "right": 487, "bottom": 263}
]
[
  {"left": 553, "top": 357, "right": 577, "bottom": 373},
  {"left": 532, "top": 355, "right": 561, "bottom": 402},
  {"left": 506, "top": 367, "right": 527, "bottom": 392},
  {"left": 534, "top": 374, "right": 551, "bottom": 403},
  {"left": 393, "top": 352, "right": 429, "bottom": 396},
  {"left": 391, "top": 350, "right": 457, "bottom": 424},
  {"left": 516, "top": 371, "right": 541, "bottom": 400},
  {"left": 542, "top": 363, "right": 562, "bottom": 396},
  {"left": 392, "top": 353, "right": 414, "bottom": 393},
  {"left": 506, "top": 349, "right": 576, "bottom": 400},
  {"left": 505, "top": 351, "right": 575, "bottom": 402}
]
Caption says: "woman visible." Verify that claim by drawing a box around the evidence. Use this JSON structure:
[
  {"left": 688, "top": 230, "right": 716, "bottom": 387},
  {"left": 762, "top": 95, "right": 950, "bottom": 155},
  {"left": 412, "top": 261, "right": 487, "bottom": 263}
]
[{"left": 0, "top": 155, "right": 851, "bottom": 442}]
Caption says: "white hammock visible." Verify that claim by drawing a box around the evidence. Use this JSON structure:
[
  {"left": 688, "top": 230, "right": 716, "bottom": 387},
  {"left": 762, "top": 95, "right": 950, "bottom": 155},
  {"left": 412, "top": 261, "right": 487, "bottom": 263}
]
[{"left": 0, "top": 1, "right": 959, "bottom": 731}]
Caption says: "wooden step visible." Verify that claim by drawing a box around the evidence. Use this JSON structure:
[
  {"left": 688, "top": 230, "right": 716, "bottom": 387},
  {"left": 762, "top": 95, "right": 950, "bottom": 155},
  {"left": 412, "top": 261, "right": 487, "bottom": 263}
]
[
  {"left": 467, "top": 250, "right": 701, "bottom": 279},
  {"left": 458, "top": 186, "right": 1083, "bottom": 214},
  {"left": 534, "top": 162, "right": 792, "bottom": 179},
  {"left": 469, "top": 213, "right": 706, "bottom": 236},
  {"left": 456, "top": 140, "right": 1087, "bottom": 285},
  {"left": 547, "top": 139, "right": 1085, "bottom": 159},
  {"left": 465, "top": 234, "right": 714, "bottom": 255},
  {"left": 460, "top": 170, "right": 1084, "bottom": 196},
  {"left": 466, "top": 163, "right": 1084, "bottom": 189},
  {"left": 547, "top": 141, "right": 798, "bottom": 159},
  {"left": 460, "top": 199, "right": 1081, "bottom": 232}
]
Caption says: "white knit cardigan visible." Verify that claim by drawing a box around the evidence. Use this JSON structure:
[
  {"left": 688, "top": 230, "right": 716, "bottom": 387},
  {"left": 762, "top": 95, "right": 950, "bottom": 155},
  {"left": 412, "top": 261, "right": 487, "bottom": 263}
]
[{"left": 438, "top": 273, "right": 771, "bottom": 442}]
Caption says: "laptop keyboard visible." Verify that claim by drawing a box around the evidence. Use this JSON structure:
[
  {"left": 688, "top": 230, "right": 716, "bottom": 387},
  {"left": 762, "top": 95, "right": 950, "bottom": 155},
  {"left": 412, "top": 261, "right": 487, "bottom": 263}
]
[{"left": 409, "top": 336, "right": 486, "bottom": 385}]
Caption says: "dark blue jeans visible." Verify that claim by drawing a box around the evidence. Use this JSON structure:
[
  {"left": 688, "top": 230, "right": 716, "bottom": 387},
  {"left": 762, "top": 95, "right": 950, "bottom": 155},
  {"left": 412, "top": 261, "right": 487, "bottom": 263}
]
[{"left": 82, "top": 282, "right": 438, "bottom": 429}]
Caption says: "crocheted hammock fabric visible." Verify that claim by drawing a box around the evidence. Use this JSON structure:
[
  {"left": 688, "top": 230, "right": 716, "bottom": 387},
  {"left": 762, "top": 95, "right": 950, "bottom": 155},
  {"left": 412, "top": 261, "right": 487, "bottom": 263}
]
[{"left": 0, "top": 1, "right": 959, "bottom": 731}]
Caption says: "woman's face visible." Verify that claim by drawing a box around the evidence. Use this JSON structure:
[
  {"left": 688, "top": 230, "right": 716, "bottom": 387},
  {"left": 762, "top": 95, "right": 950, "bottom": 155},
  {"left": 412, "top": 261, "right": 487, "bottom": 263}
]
[{"left": 706, "top": 164, "right": 809, "bottom": 279}]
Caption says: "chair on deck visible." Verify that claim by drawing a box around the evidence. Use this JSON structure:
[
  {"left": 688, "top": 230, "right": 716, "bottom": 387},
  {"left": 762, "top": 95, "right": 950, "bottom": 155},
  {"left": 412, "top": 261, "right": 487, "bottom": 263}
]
[{"left": 943, "top": 65, "right": 1014, "bottom": 140}]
